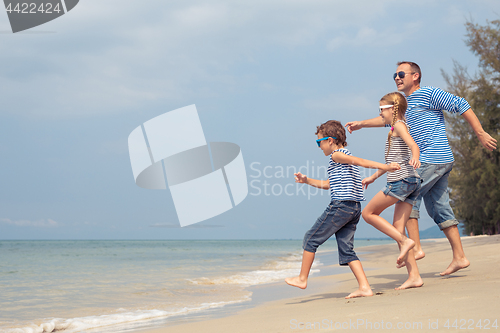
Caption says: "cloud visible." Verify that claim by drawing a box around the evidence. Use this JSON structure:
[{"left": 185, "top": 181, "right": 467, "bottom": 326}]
[
  {"left": 0, "top": 218, "right": 61, "bottom": 227},
  {"left": 0, "top": 0, "right": 402, "bottom": 119},
  {"left": 326, "top": 22, "right": 422, "bottom": 52}
]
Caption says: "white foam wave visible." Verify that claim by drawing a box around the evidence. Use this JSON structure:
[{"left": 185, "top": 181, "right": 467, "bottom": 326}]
[
  {"left": 4, "top": 296, "right": 251, "bottom": 333},
  {"left": 189, "top": 253, "right": 321, "bottom": 287}
]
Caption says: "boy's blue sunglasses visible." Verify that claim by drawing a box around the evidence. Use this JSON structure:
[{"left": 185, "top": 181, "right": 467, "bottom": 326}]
[{"left": 316, "top": 136, "right": 336, "bottom": 147}]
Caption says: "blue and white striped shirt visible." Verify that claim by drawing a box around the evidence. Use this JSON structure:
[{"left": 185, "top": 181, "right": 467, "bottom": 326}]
[
  {"left": 328, "top": 148, "right": 365, "bottom": 202},
  {"left": 405, "top": 86, "right": 471, "bottom": 164}
]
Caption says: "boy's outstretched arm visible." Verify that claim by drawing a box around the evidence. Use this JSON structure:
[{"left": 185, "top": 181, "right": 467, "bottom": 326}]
[
  {"left": 345, "top": 117, "right": 386, "bottom": 134},
  {"left": 294, "top": 172, "right": 329, "bottom": 189},
  {"left": 331, "top": 152, "right": 400, "bottom": 172}
]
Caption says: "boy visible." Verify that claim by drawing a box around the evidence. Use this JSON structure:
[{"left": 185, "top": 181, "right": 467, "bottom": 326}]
[{"left": 285, "top": 120, "right": 400, "bottom": 298}]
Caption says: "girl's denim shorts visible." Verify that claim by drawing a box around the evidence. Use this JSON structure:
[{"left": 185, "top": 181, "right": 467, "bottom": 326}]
[{"left": 382, "top": 176, "right": 421, "bottom": 205}]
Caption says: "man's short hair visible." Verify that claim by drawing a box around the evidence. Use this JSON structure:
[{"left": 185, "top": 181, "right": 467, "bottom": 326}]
[{"left": 397, "top": 61, "right": 421, "bottom": 83}]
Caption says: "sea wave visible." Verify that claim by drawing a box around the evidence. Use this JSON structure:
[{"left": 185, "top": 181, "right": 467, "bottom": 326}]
[
  {"left": 3, "top": 296, "right": 251, "bottom": 333},
  {"left": 189, "top": 253, "right": 321, "bottom": 287}
]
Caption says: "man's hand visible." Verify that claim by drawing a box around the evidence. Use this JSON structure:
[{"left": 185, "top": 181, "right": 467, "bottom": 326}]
[{"left": 477, "top": 132, "right": 498, "bottom": 151}]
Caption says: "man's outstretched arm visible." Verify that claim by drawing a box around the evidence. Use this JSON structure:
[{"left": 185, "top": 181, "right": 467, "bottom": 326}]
[{"left": 461, "top": 109, "right": 497, "bottom": 151}]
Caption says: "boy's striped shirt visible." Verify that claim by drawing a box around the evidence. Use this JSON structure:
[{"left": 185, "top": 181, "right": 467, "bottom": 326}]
[{"left": 328, "top": 148, "right": 365, "bottom": 202}]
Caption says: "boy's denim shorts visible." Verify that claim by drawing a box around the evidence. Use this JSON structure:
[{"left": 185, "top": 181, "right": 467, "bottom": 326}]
[
  {"left": 382, "top": 177, "right": 421, "bottom": 206},
  {"left": 303, "top": 200, "right": 361, "bottom": 266}
]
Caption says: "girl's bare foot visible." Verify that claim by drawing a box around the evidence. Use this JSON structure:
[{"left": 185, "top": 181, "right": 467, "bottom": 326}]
[
  {"left": 440, "top": 258, "right": 470, "bottom": 276},
  {"left": 396, "top": 237, "right": 415, "bottom": 266},
  {"left": 395, "top": 277, "right": 423, "bottom": 290},
  {"left": 285, "top": 276, "right": 307, "bottom": 289},
  {"left": 345, "top": 287, "right": 373, "bottom": 299}
]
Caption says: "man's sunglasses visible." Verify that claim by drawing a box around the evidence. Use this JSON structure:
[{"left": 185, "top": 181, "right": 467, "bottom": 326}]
[
  {"left": 393, "top": 71, "right": 415, "bottom": 80},
  {"left": 316, "top": 136, "right": 337, "bottom": 147}
]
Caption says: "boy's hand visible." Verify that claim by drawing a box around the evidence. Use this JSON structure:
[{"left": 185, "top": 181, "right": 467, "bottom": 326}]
[
  {"left": 362, "top": 176, "right": 376, "bottom": 189},
  {"left": 294, "top": 172, "right": 308, "bottom": 184},
  {"left": 409, "top": 158, "right": 421, "bottom": 169},
  {"left": 386, "top": 162, "right": 401, "bottom": 172}
]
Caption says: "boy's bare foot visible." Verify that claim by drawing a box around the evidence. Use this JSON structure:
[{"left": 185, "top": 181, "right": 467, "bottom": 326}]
[
  {"left": 395, "top": 277, "right": 423, "bottom": 290},
  {"left": 285, "top": 276, "right": 307, "bottom": 289},
  {"left": 414, "top": 250, "right": 425, "bottom": 260},
  {"left": 440, "top": 258, "right": 470, "bottom": 276},
  {"left": 345, "top": 287, "right": 373, "bottom": 299},
  {"left": 396, "top": 237, "right": 415, "bottom": 266}
]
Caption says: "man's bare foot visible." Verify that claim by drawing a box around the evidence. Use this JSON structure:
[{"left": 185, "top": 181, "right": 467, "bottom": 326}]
[
  {"left": 396, "top": 237, "right": 415, "bottom": 266},
  {"left": 285, "top": 276, "right": 307, "bottom": 289},
  {"left": 345, "top": 287, "right": 373, "bottom": 299},
  {"left": 440, "top": 258, "right": 470, "bottom": 276},
  {"left": 414, "top": 250, "right": 425, "bottom": 260},
  {"left": 395, "top": 277, "right": 423, "bottom": 290}
]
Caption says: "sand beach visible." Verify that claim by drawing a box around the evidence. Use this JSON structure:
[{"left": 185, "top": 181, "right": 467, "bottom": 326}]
[{"left": 138, "top": 235, "right": 500, "bottom": 333}]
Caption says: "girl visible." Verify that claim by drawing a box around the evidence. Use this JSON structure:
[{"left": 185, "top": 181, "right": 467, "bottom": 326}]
[{"left": 361, "top": 92, "right": 423, "bottom": 290}]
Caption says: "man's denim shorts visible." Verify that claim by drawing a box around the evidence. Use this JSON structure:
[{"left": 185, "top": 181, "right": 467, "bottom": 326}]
[
  {"left": 303, "top": 200, "right": 361, "bottom": 266},
  {"left": 382, "top": 176, "right": 421, "bottom": 206},
  {"left": 410, "top": 162, "right": 459, "bottom": 230}
]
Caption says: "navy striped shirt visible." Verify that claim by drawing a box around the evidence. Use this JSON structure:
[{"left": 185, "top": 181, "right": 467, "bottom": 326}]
[
  {"left": 328, "top": 148, "right": 365, "bottom": 202},
  {"left": 405, "top": 86, "right": 471, "bottom": 164}
]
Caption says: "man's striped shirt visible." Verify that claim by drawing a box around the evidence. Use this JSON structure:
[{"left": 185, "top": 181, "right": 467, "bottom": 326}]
[
  {"left": 405, "top": 86, "right": 471, "bottom": 164},
  {"left": 328, "top": 148, "right": 365, "bottom": 202}
]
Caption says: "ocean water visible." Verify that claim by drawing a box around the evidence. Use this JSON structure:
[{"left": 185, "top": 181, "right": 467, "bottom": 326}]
[{"left": 0, "top": 239, "right": 390, "bottom": 333}]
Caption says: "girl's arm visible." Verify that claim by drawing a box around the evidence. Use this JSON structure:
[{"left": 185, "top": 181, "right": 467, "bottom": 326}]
[
  {"left": 294, "top": 172, "right": 329, "bottom": 190},
  {"left": 331, "top": 151, "right": 400, "bottom": 172},
  {"left": 393, "top": 122, "right": 421, "bottom": 169}
]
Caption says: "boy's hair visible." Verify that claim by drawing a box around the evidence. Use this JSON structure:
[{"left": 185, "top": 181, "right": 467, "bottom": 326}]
[
  {"left": 380, "top": 91, "right": 408, "bottom": 155},
  {"left": 315, "top": 120, "right": 347, "bottom": 147},
  {"left": 397, "top": 61, "right": 421, "bottom": 83}
]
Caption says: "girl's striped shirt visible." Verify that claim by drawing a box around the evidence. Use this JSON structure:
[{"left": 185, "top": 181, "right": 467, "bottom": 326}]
[
  {"left": 385, "top": 121, "right": 419, "bottom": 182},
  {"left": 328, "top": 148, "right": 365, "bottom": 202}
]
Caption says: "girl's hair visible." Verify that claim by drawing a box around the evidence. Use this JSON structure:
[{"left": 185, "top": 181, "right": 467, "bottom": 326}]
[
  {"left": 315, "top": 120, "right": 347, "bottom": 147},
  {"left": 380, "top": 92, "right": 407, "bottom": 156}
]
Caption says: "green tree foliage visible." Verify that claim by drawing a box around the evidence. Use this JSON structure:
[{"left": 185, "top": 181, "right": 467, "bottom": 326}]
[{"left": 441, "top": 20, "right": 500, "bottom": 235}]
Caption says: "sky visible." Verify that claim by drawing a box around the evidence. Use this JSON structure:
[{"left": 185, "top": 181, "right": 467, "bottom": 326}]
[{"left": 1, "top": 0, "right": 499, "bottom": 240}]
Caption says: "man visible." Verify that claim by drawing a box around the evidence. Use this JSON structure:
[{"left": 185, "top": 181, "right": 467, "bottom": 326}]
[{"left": 345, "top": 61, "right": 497, "bottom": 276}]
